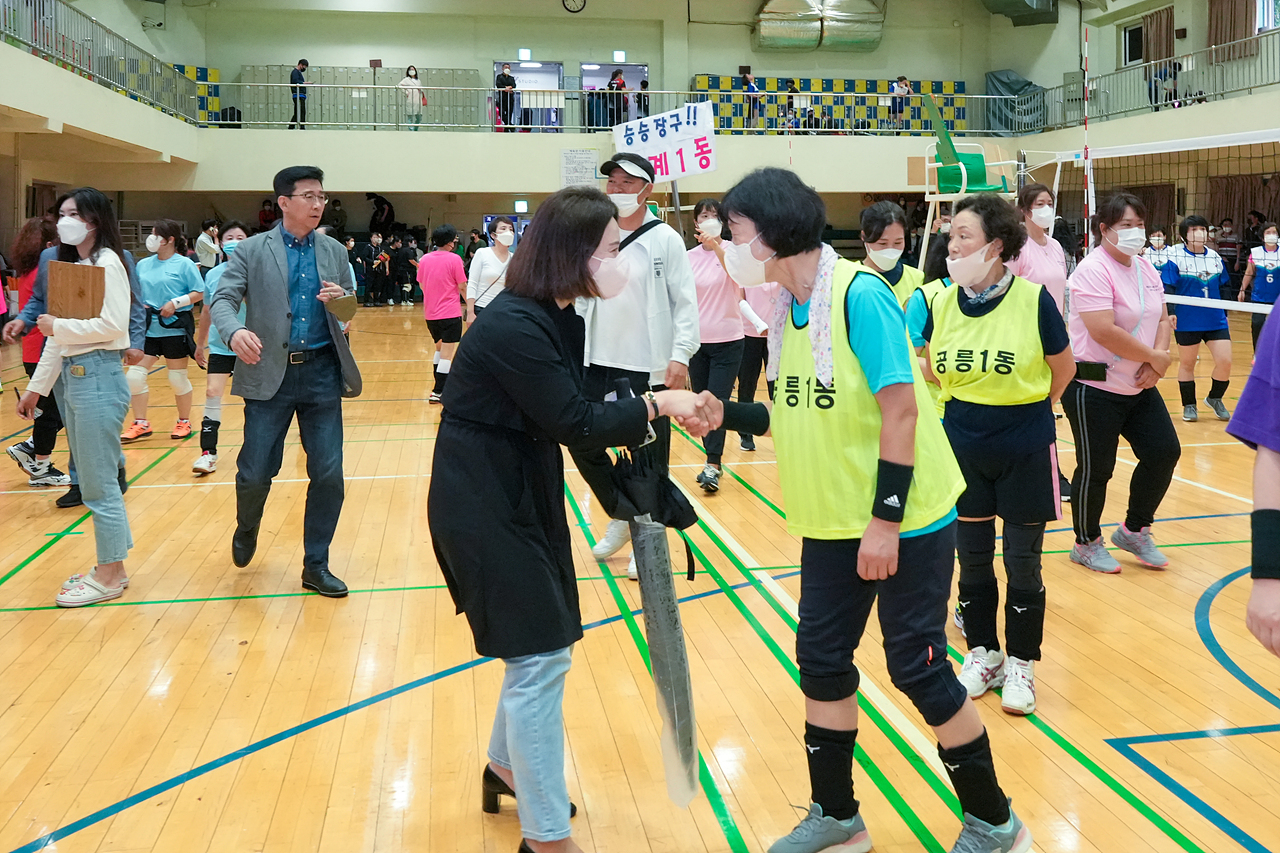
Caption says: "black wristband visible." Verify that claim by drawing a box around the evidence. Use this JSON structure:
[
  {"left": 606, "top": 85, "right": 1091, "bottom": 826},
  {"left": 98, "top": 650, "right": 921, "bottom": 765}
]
[
  {"left": 1253, "top": 509, "right": 1280, "bottom": 580},
  {"left": 871, "top": 459, "right": 913, "bottom": 524}
]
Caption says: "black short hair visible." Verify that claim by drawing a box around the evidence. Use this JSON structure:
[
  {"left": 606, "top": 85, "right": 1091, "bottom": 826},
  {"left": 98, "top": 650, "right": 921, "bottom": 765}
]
[
  {"left": 505, "top": 186, "right": 615, "bottom": 301},
  {"left": 860, "top": 201, "right": 907, "bottom": 244},
  {"left": 952, "top": 193, "right": 1026, "bottom": 262},
  {"left": 922, "top": 233, "right": 951, "bottom": 284},
  {"left": 1264, "top": 221, "right": 1280, "bottom": 235},
  {"left": 1148, "top": 226, "right": 1166, "bottom": 237},
  {"left": 220, "top": 219, "right": 252, "bottom": 240},
  {"left": 370, "top": 230, "right": 382, "bottom": 238},
  {"left": 1180, "top": 214, "right": 1211, "bottom": 240},
  {"left": 486, "top": 216, "right": 514, "bottom": 238},
  {"left": 298, "top": 59, "right": 309, "bottom": 68},
  {"left": 201, "top": 218, "right": 219, "bottom": 232},
  {"left": 721, "top": 168, "right": 825, "bottom": 259},
  {"left": 1091, "top": 191, "right": 1147, "bottom": 240},
  {"left": 693, "top": 198, "right": 722, "bottom": 220},
  {"left": 274, "top": 165, "right": 324, "bottom": 199},
  {"left": 1220, "top": 217, "right": 1234, "bottom": 225},
  {"left": 1017, "top": 182, "right": 1054, "bottom": 212},
  {"left": 432, "top": 224, "right": 458, "bottom": 247}
]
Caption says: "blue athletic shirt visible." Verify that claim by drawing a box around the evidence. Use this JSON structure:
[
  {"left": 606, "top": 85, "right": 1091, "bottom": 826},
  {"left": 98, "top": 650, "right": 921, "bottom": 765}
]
[
  {"left": 791, "top": 269, "right": 957, "bottom": 538},
  {"left": 138, "top": 253, "right": 204, "bottom": 338},
  {"left": 202, "top": 264, "right": 245, "bottom": 357},
  {"left": 1160, "top": 245, "right": 1230, "bottom": 332},
  {"left": 1249, "top": 245, "right": 1280, "bottom": 304},
  {"left": 906, "top": 278, "right": 953, "bottom": 348}
]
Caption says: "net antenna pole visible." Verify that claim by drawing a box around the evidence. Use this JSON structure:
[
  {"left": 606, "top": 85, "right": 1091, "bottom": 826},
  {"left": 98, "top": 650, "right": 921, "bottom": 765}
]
[{"left": 1082, "top": 25, "right": 1095, "bottom": 248}]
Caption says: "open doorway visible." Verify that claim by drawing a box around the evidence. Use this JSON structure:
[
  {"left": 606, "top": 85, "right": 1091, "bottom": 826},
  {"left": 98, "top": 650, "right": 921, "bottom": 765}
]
[
  {"left": 580, "top": 63, "right": 648, "bottom": 127},
  {"left": 493, "top": 61, "right": 565, "bottom": 132}
]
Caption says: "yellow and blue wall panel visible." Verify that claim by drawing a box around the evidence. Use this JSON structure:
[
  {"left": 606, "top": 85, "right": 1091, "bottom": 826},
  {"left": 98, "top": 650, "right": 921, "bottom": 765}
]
[{"left": 174, "top": 65, "right": 221, "bottom": 125}]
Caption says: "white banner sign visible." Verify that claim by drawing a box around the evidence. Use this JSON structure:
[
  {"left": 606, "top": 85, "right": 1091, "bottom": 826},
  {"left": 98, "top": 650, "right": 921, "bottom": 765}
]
[
  {"left": 612, "top": 101, "right": 717, "bottom": 182},
  {"left": 560, "top": 148, "right": 599, "bottom": 188}
]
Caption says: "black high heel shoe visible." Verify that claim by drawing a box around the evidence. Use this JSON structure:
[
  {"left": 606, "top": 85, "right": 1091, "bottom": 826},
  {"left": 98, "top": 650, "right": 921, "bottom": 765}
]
[{"left": 482, "top": 765, "right": 577, "bottom": 818}]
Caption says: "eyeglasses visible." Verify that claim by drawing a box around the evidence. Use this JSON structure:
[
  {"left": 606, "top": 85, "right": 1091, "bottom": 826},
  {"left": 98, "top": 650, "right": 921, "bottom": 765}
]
[{"left": 287, "top": 193, "right": 329, "bottom": 205}]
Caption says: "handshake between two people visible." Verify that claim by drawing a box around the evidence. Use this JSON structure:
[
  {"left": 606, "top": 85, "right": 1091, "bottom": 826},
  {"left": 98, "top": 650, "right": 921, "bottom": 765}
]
[{"left": 650, "top": 389, "right": 724, "bottom": 439}]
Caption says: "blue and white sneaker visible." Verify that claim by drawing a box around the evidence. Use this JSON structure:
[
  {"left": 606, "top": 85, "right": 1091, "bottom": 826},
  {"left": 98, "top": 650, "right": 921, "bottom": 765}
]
[
  {"left": 768, "top": 803, "right": 872, "bottom": 853},
  {"left": 949, "top": 801, "right": 1031, "bottom": 853}
]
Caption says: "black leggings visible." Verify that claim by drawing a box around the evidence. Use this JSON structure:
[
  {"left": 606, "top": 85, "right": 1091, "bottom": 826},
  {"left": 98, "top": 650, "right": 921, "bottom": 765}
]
[
  {"left": 1061, "top": 381, "right": 1181, "bottom": 544},
  {"left": 689, "top": 339, "right": 744, "bottom": 464},
  {"left": 24, "top": 361, "right": 64, "bottom": 456},
  {"left": 1253, "top": 310, "right": 1270, "bottom": 350},
  {"left": 737, "top": 336, "right": 773, "bottom": 438}
]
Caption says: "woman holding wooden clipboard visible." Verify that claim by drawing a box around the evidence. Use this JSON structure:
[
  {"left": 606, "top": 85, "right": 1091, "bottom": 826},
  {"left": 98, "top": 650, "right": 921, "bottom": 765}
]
[{"left": 15, "top": 188, "right": 134, "bottom": 607}]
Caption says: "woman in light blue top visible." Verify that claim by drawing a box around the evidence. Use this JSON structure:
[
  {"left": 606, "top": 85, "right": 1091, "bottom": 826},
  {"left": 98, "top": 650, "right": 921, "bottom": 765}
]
[
  {"left": 123, "top": 218, "right": 204, "bottom": 442},
  {"left": 193, "top": 220, "right": 250, "bottom": 476}
]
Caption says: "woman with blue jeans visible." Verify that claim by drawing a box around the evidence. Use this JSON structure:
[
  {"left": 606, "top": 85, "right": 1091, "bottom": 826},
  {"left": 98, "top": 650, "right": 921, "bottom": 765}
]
[
  {"left": 16, "top": 187, "right": 133, "bottom": 607},
  {"left": 427, "top": 186, "right": 716, "bottom": 853}
]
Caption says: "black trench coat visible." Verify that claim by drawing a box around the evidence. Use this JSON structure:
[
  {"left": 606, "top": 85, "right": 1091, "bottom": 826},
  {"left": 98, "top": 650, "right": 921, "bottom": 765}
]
[{"left": 427, "top": 292, "right": 650, "bottom": 660}]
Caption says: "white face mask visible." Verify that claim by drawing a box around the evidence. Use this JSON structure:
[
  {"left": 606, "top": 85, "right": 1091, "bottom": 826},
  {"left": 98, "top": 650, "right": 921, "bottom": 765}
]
[
  {"left": 1030, "top": 207, "right": 1055, "bottom": 230},
  {"left": 1266, "top": 234, "right": 1279, "bottom": 246},
  {"left": 57, "top": 216, "right": 91, "bottom": 247},
  {"left": 722, "top": 234, "right": 775, "bottom": 288},
  {"left": 946, "top": 242, "right": 997, "bottom": 289},
  {"left": 938, "top": 222, "right": 951, "bottom": 234},
  {"left": 1221, "top": 226, "right": 1233, "bottom": 235},
  {"left": 145, "top": 234, "right": 164, "bottom": 254},
  {"left": 609, "top": 192, "right": 643, "bottom": 218},
  {"left": 865, "top": 246, "right": 903, "bottom": 271},
  {"left": 1149, "top": 236, "right": 1165, "bottom": 249},
  {"left": 590, "top": 254, "right": 633, "bottom": 298},
  {"left": 697, "top": 218, "right": 722, "bottom": 236},
  {"left": 1109, "top": 226, "right": 1147, "bottom": 256},
  {"left": 495, "top": 230, "right": 515, "bottom": 247}
]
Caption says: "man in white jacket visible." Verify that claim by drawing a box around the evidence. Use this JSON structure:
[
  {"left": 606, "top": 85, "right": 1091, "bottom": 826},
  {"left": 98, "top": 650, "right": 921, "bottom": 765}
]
[{"left": 573, "top": 152, "right": 700, "bottom": 577}]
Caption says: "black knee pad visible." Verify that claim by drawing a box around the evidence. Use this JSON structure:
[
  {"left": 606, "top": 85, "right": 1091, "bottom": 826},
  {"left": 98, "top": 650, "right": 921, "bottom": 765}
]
[
  {"left": 957, "top": 519, "right": 997, "bottom": 583},
  {"left": 883, "top": 642, "right": 968, "bottom": 726},
  {"left": 1001, "top": 522, "right": 1045, "bottom": 591},
  {"left": 799, "top": 668, "right": 860, "bottom": 703}
]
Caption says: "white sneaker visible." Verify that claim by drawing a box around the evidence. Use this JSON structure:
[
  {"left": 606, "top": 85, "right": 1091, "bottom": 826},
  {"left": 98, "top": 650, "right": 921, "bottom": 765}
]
[
  {"left": 592, "top": 519, "right": 630, "bottom": 558},
  {"left": 1001, "top": 657, "right": 1037, "bottom": 716},
  {"left": 957, "top": 647, "right": 1006, "bottom": 698},
  {"left": 192, "top": 452, "right": 218, "bottom": 475},
  {"left": 627, "top": 551, "right": 638, "bottom": 581}
]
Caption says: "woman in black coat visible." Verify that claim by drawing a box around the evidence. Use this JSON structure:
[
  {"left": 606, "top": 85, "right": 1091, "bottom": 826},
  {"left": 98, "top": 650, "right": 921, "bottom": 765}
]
[{"left": 427, "top": 186, "right": 717, "bottom": 853}]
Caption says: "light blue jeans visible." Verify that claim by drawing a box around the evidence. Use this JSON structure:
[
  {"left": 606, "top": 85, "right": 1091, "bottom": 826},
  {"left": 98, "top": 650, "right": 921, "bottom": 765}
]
[
  {"left": 59, "top": 350, "right": 133, "bottom": 564},
  {"left": 488, "top": 644, "right": 575, "bottom": 843}
]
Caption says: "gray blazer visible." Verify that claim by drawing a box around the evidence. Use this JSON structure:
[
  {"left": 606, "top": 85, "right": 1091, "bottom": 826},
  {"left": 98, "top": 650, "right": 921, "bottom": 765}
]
[{"left": 209, "top": 226, "right": 361, "bottom": 401}]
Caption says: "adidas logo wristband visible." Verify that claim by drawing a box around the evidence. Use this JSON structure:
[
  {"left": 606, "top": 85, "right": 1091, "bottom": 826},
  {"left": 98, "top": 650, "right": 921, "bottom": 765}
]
[{"left": 871, "top": 459, "right": 913, "bottom": 524}]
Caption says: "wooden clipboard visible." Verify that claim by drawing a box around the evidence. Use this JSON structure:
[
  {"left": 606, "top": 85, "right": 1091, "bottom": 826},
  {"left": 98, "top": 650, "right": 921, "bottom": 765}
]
[{"left": 47, "top": 261, "right": 105, "bottom": 320}]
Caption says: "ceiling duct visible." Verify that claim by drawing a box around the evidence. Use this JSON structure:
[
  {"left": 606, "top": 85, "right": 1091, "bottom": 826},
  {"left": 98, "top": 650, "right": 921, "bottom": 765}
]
[
  {"left": 981, "top": 0, "right": 1059, "bottom": 26},
  {"left": 753, "top": 0, "right": 886, "bottom": 51},
  {"left": 820, "top": 0, "right": 888, "bottom": 51}
]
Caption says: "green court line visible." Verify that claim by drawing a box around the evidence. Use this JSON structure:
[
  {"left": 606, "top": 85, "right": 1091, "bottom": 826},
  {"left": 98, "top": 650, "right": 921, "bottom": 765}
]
[
  {"left": 0, "top": 446, "right": 179, "bottom": 588},
  {"left": 672, "top": 425, "right": 785, "bottom": 516},
  {"left": 565, "top": 485, "right": 750, "bottom": 853},
  {"left": 671, "top": 426, "right": 1211, "bottom": 853}
]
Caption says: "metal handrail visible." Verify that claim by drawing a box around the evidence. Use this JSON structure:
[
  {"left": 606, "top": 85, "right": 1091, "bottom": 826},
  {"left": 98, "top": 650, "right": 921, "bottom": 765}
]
[{"left": 0, "top": 0, "right": 199, "bottom": 121}]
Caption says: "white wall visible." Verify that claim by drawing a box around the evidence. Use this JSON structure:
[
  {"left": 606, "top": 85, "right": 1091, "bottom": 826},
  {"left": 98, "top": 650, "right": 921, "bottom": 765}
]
[{"left": 66, "top": 0, "right": 207, "bottom": 65}]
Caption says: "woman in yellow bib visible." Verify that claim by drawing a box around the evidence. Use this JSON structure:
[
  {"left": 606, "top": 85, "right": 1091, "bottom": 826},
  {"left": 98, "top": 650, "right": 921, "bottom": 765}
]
[
  {"left": 922, "top": 195, "right": 1075, "bottom": 717},
  {"left": 720, "top": 169, "right": 1032, "bottom": 853},
  {"left": 856, "top": 201, "right": 925, "bottom": 307}
]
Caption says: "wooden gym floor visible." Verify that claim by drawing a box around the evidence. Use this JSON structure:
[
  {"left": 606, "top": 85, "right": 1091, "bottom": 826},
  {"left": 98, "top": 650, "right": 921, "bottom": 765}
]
[{"left": 0, "top": 306, "right": 1275, "bottom": 853}]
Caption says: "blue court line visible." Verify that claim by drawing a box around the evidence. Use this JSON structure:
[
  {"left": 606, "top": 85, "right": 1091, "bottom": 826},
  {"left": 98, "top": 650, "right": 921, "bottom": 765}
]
[
  {"left": 3, "top": 570, "right": 799, "bottom": 853},
  {"left": 1103, "top": 568, "right": 1277, "bottom": 853}
]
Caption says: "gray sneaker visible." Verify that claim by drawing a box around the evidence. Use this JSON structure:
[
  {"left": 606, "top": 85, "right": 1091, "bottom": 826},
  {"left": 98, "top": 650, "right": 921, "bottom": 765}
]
[
  {"left": 1069, "top": 538, "right": 1121, "bottom": 574},
  {"left": 1111, "top": 525, "right": 1169, "bottom": 568},
  {"left": 768, "top": 803, "right": 872, "bottom": 853},
  {"left": 1205, "top": 397, "right": 1231, "bottom": 421},
  {"left": 1182, "top": 404, "right": 1198, "bottom": 422},
  {"left": 949, "top": 801, "right": 1031, "bottom": 853}
]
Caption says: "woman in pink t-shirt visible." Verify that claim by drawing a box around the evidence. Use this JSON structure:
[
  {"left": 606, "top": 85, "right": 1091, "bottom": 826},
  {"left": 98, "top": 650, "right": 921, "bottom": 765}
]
[
  {"left": 1062, "top": 192, "right": 1180, "bottom": 575},
  {"left": 687, "top": 198, "right": 744, "bottom": 493}
]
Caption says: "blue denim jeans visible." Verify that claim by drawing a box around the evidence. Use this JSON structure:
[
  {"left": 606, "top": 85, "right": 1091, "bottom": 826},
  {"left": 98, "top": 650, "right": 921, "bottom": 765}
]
[
  {"left": 488, "top": 645, "right": 575, "bottom": 843},
  {"left": 235, "top": 347, "right": 344, "bottom": 571},
  {"left": 58, "top": 350, "right": 133, "bottom": 564}
]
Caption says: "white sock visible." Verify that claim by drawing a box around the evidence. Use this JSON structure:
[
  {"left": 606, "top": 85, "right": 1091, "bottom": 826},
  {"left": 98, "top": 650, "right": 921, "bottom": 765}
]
[{"left": 204, "top": 396, "right": 223, "bottom": 421}]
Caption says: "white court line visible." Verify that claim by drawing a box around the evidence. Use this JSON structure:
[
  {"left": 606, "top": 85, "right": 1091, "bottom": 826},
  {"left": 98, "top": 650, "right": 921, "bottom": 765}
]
[
  {"left": 1111, "top": 455, "right": 1253, "bottom": 505},
  {"left": 673, "top": 480, "right": 954, "bottom": 785}
]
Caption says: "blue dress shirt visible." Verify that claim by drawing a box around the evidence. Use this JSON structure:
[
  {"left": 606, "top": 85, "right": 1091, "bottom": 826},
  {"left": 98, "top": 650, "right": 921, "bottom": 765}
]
[{"left": 280, "top": 224, "right": 331, "bottom": 351}]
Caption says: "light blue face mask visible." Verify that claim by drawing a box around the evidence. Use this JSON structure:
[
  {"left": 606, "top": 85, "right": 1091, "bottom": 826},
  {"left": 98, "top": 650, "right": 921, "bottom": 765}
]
[{"left": 222, "top": 240, "right": 240, "bottom": 254}]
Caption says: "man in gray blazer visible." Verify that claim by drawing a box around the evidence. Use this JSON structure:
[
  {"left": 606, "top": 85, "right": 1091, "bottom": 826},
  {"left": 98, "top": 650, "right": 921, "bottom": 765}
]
[{"left": 210, "top": 165, "right": 362, "bottom": 598}]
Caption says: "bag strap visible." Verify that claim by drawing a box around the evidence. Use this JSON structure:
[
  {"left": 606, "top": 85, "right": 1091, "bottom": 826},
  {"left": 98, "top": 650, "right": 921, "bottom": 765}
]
[{"left": 620, "top": 219, "right": 662, "bottom": 253}]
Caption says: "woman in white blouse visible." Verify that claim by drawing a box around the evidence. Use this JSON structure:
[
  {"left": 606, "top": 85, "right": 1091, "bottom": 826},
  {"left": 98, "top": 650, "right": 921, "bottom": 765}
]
[
  {"left": 399, "top": 65, "right": 425, "bottom": 130},
  {"left": 466, "top": 216, "right": 514, "bottom": 320},
  {"left": 15, "top": 188, "right": 134, "bottom": 607}
]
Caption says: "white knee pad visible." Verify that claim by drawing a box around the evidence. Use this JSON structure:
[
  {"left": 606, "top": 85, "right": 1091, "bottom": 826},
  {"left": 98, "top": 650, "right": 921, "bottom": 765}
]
[
  {"left": 169, "top": 368, "right": 193, "bottom": 396},
  {"left": 126, "top": 364, "right": 149, "bottom": 396},
  {"left": 438, "top": 358, "right": 452, "bottom": 375}
]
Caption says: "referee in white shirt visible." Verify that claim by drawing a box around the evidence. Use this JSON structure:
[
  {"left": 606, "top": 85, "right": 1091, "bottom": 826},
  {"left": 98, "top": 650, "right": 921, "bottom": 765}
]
[{"left": 572, "top": 152, "right": 701, "bottom": 576}]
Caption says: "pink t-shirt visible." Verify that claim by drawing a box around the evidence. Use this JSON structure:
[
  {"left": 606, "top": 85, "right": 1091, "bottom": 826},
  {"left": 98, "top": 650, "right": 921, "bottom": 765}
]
[
  {"left": 418, "top": 249, "right": 466, "bottom": 321},
  {"left": 1067, "top": 248, "right": 1166, "bottom": 396},
  {"left": 1007, "top": 235, "right": 1067, "bottom": 315},
  {"left": 742, "top": 281, "right": 781, "bottom": 338},
  {"left": 688, "top": 245, "right": 743, "bottom": 344}
]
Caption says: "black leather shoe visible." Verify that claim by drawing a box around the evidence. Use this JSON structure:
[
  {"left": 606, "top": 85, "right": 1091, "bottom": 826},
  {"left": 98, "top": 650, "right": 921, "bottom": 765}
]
[
  {"left": 56, "top": 485, "right": 83, "bottom": 508},
  {"left": 301, "top": 566, "right": 348, "bottom": 598},
  {"left": 232, "top": 527, "right": 258, "bottom": 568},
  {"left": 483, "top": 765, "right": 576, "bottom": 818}
]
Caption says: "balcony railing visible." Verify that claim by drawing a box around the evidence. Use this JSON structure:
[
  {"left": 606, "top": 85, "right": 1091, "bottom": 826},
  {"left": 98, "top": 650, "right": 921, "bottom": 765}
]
[{"left": 0, "top": 0, "right": 198, "bottom": 121}]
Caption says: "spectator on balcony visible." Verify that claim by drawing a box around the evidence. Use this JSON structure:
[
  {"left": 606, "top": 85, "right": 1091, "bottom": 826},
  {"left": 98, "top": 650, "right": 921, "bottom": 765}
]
[
  {"left": 606, "top": 69, "right": 629, "bottom": 127},
  {"left": 289, "top": 59, "right": 308, "bottom": 130},
  {"left": 743, "top": 72, "right": 761, "bottom": 129},
  {"left": 637, "top": 80, "right": 650, "bottom": 118},
  {"left": 495, "top": 63, "right": 517, "bottom": 132},
  {"left": 891, "top": 76, "right": 912, "bottom": 131},
  {"left": 399, "top": 66, "right": 425, "bottom": 130}
]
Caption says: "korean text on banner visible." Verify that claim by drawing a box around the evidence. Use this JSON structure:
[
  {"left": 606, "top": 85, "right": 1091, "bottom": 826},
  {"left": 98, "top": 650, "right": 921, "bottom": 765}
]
[{"left": 613, "top": 102, "right": 717, "bottom": 183}]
